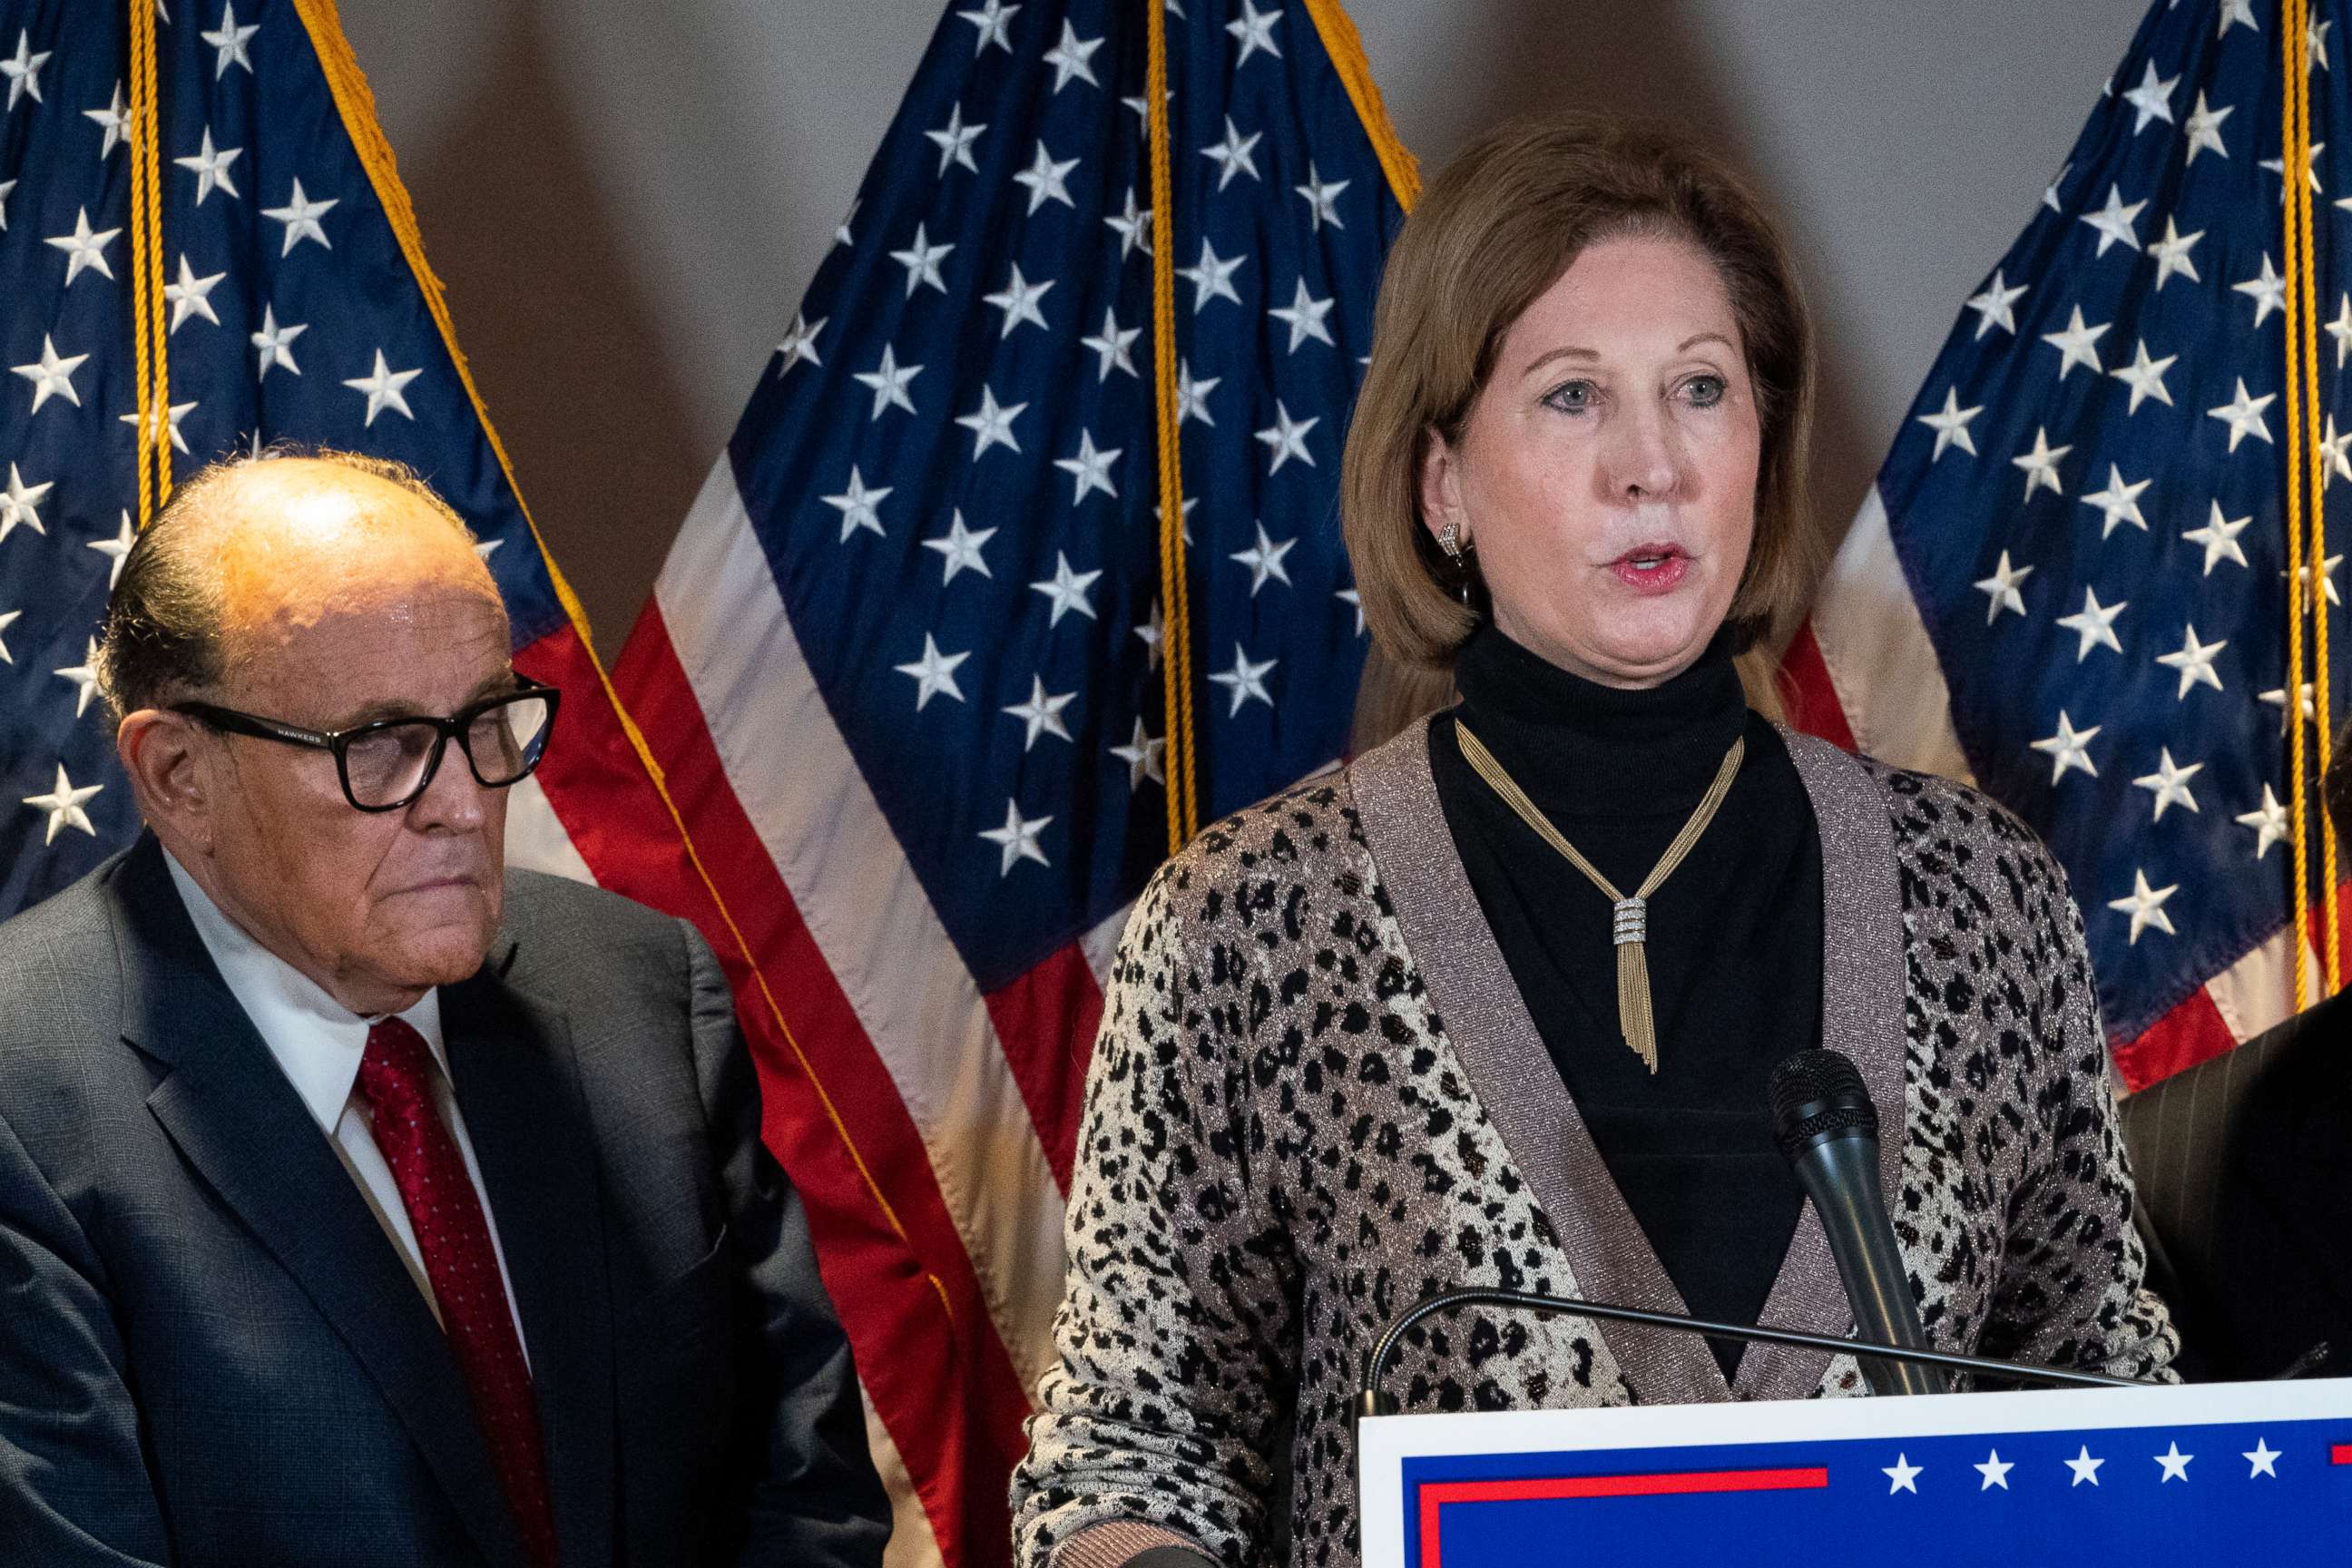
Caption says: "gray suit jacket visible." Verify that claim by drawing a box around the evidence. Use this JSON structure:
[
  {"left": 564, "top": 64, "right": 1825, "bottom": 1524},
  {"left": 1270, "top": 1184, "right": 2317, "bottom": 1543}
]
[{"left": 0, "top": 834, "right": 891, "bottom": 1567}]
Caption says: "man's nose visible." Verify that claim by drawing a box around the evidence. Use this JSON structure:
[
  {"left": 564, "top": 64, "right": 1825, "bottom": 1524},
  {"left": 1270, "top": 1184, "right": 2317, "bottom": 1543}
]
[{"left": 407, "top": 735, "right": 492, "bottom": 831}]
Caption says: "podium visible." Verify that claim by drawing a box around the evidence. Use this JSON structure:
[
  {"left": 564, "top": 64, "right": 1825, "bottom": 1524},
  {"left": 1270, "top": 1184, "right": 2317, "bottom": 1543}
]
[{"left": 1358, "top": 1378, "right": 2352, "bottom": 1566}]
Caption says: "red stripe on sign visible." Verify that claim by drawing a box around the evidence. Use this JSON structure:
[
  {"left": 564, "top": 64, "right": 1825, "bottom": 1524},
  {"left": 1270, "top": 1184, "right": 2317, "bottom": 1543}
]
[
  {"left": 983, "top": 940, "right": 1103, "bottom": 1193},
  {"left": 2112, "top": 984, "right": 2238, "bottom": 1095},
  {"left": 1417, "top": 1467, "right": 1828, "bottom": 1568},
  {"left": 2334, "top": 1444, "right": 2352, "bottom": 1465},
  {"left": 533, "top": 617, "right": 1033, "bottom": 1568},
  {"left": 1779, "top": 622, "right": 1858, "bottom": 752}
]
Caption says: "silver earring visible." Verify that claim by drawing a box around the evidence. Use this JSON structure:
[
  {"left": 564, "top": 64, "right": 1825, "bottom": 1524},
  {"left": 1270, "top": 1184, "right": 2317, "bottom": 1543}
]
[{"left": 1437, "top": 519, "right": 1462, "bottom": 561}]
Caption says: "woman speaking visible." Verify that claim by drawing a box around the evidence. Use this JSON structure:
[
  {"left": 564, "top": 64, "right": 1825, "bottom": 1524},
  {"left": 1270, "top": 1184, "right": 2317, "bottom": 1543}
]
[{"left": 1011, "top": 112, "right": 2176, "bottom": 1568}]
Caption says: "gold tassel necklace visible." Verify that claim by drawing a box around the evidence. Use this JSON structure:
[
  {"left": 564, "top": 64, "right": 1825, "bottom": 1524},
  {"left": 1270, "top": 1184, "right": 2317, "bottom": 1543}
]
[{"left": 1455, "top": 722, "right": 1745, "bottom": 1074}]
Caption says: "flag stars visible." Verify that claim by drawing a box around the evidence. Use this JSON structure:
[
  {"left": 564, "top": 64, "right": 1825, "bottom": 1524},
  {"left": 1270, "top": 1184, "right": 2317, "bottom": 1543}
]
[
  {"left": 1013, "top": 140, "right": 1079, "bottom": 213},
  {"left": 2133, "top": 749, "right": 2204, "bottom": 821},
  {"left": 46, "top": 207, "right": 122, "bottom": 287},
  {"left": 2262, "top": 682, "right": 2318, "bottom": 731},
  {"left": 2109, "top": 870, "right": 2180, "bottom": 944},
  {"left": 89, "top": 512, "right": 134, "bottom": 587},
  {"left": 1881, "top": 1455, "right": 1922, "bottom": 1495},
  {"left": 343, "top": 349, "right": 421, "bottom": 426},
  {"left": 2207, "top": 377, "right": 2275, "bottom": 450},
  {"left": 174, "top": 126, "right": 244, "bottom": 204},
  {"left": 2042, "top": 306, "right": 2111, "bottom": 378},
  {"left": 2236, "top": 253, "right": 2287, "bottom": 324},
  {"left": 1210, "top": 643, "right": 1277, "bottom": 716},
  {"left": 926, "top": 103, "right": 986, "bottom": 177},
  {"left": 261, "top": 179, "right": 338, "bottom": 254},
  {"left": 2259, "top": 141, "right": 2326, "bottom": 197},
  {"left": 821, "top": 467, "right": 890, "bottom": 541},
  {"left": 2031, "top": 710, "right": 2101, "bottom": 783},
  {"left": 2239, "top": 786, "right": 2290, "bottom": 860},
  {"left": 1054, "top": 432, "right": 1122, "bottom": 505},
  {"left": 121, "top": 398, "right": 197, "bottom": 455},
  {"left": 1105, "top": 190, "right": 1152, "bottom": 260},
  {"left": 956, "top": 0, "right": 1018, "bottom": 56},
  {"left": 2120, "top": 60, "right": 2178, "bottom": 132},
  {"left": 1916, "top": 387, "right": 1983, "bottom": 460},
  {"left": 54, "top": 638, "right": 101, "bottom": 718},
  {"left": 2183, "top": 91, "right": 2233, "bottom": 162},
  {"left": 852, "top": 346, "right": 922, "bottom": 419},
  {"left": 23, "top": 764, "right": 102, "bottom": 845},
  {"left": 2081, "top": 464, "right": 2151, "bottom": 537},
  {"left": 1964, "top": 270, "right": 2027, "bottom": 338},
  {"left": 1269, "top": 279, "right": 1337, "bottom": 352},
  {"left": 2148, "top": 219, "right": 2202, "bottom": 290},
  {"left": 1178, "top": 238, "right": 1246, "bottom": 313},
  {"left": 1042, "top": 20, "right": 1102, "bottom": 92},
  {"left": 2314, "top": 11, "right": 2336, "bottom": 72},
  {"left": 983, "top": 262, "right": 1054, "bottom": 338},
  {"left": 85, "top": 82, "right": 129, "bottom": 156},
  {"left": 2078, "top": 183, "right": 2146, "bottom": 255},
  {"left": 2290, "top": 553, "right": 2344, "bottom": 609},
  {"left": 1338, "top": 586, "right": 1365, "bottom": 635},
  {"left": 2109, "top": 338, "right": 2176, "bottom": 414},
  {"left": 2183, "top": 502, "right": 2250, "bottom": 574},
  {"left": 2, "top": 29, "right": 50, "bottom": 111},
  {"left": 1226, "top": 0, "right": 1283, "bottom": 65},
  {"left": 2218, "top": 0, "right": 2258, "bottom": 36},
  {"left": 2065, "top": 1446, "right": 2106, "bottom": 1486},
  {"left": 0, "top": 464, "right": 53, "bottom": 544},
  {"left": 2328, "top": 294, "right": 2352, "bottom": 368},
  {"left": 894, "top": 635, "right": 968, "bottom": 710},
  {"left": 202, "top": 3, "right": 260, "bottom": 77},
  {"left": 1296, "top": 163, "right": 1349, "bottom": 230},
  {"left": 0, "top": 179, "right": 15, "bottom": 230},
  {"left": 2012, "top": 426, "right": 2070, "bottom": 500},
  {"left": 2055, "top": 585, "right": 2126, "bottom": 661},
  {"left": 2322, "top": 416, "right": 2352, "bottom": 487},
  {"left": 1081, "top": 308, "right": 1141, "bottom": 382},
  {"left": 1003, "top": 676, "right": 1077, "bottom": 750},
  {"left": 1135, "top": 599, "right": 1165, "bottom": 670},
  {"left": 165, "top": 254, "right": 227, "bottom": 332},
  {"left": 1257, "top": 401, "right": 1319, "bottom": 473},
  {"left": 775, "top": 311, "right": 823, "bottom": 376},
  {"left": 252, "top": 305, "right": 307, "bottom": 377},
  {"left": 2155, "top": 1442, "right": 2194, "bottom": 1483},
  {"left": 1974, "top": 1451, "right": 2014, "bottom": 1492},
  {"left": 979, "top": 799, "right": 1052, "bottom": 876},
  {"left": 1110, "top": 719, "right": 1165, "bottom": 790},
  {"left": 1176, "top": 360, "right": 1220, "bottom": 426},
  {"left": 954, "top": 384, "right": 1026, "bottom": 458},
  {"left": 1973, "top": 550, "right": 2034, "bottom": 623},
  {"left": 1029, "top": 550, "right": 1103, "bottom": 622},
  {"left": 890, "top": 223, "right": 954, "bottom": 298},
  {"left": 13, "top": 335, "right": 91, "bottom": 414},
  {"left": 1201, "top": 115, "right": 1263, "bottom": 191},
  {"left": 1230, "top": 523, "right": 1297, "bottom": 594},
  {"left": 922, "top": 510, "right": 995, "bottom": 583}
]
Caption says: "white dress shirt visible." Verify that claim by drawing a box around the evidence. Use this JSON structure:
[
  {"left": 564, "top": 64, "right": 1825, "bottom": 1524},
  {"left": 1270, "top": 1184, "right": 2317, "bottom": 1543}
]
[{"left": 163, "top": 849, "right": 531, "bottom": 1361}]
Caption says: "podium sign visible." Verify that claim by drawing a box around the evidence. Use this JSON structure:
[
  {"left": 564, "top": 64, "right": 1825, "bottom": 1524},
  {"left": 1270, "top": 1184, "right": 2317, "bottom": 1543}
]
[{"left": 1358, "top": 1379, "right": 2352, "bottom": 1566}]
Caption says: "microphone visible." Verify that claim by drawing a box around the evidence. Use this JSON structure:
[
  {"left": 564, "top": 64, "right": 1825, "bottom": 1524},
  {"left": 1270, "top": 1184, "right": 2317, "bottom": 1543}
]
[{"left": 1769, "top": 1048, "right": 1949, "bottom": 1396}]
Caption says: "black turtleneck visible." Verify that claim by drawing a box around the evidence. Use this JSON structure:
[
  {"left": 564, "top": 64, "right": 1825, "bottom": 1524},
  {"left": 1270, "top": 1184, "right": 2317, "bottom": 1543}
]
[{"left": 1427, "top": 623, "right": 1820, "bottom": 1383}]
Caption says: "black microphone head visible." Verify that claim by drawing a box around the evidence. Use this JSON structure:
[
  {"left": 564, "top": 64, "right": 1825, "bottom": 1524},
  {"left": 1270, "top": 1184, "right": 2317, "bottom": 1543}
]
[{"left": 1768, "top": 1048, "right": 1877, "bottom": 1162}]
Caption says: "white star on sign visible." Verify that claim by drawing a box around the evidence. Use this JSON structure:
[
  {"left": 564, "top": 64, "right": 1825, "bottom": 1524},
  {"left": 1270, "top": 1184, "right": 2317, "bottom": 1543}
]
[
  {"left": 922, "top": 510, "right": 995, "bottom": 583},
  {"left": 1257, "top": 401, "right": 1319, "bottom": 473},
  {"left": 979, "top": 799, "right": 1052, "bottom": 876},
  {"left": 1964, "top": 270, "right": 2027, "bottom": 338},
  {"left": 1881, "top": 1455, "right": 1922, "bottom": 1495},
  {"left": 1111, "top": 718, "right": 1166, "bottom": 790},
  {"left": 1201, "top": 114, "right": 1262, "bottom": 190},
  {"left": 2031, "top": 710, "right": 2101, "bottom": 783},
  {"left": 2121, "top": 60, "right": 2178, "bottom": 132},
  {"left": 2041, "top": 305, "right": 2111, "bottom": 378},
  {"left": 1054, "top": 431, "right": 1122, "bottom": 505},
  {"left": 85, "top": 81, "right": 127, "bottom": 157},
  {"left": 342, "top": 349, "right": 420, "bottom": 426},
  {"left": 2238, "top": 786, "right": 2290, "bottom": 860},
  {"left": 1916, "top": 387, "right": 1982, "bottom": 460},
  {"left": 821, "top": 466, "right": 890, "bottom": 541},
  {"left": 2109, "top": 870, "right": 2179, "bottom": 945},
  {"left": 2262, "top": 683, "right": 2318, "bottom": 731},
  {"left": 1227, "top": 0, "right": 1283, "bottom": 64},
  {"left": 1105, "top": 189, "right": 1152, "bottom": 259},
  {"left": 1081, "top": 307, "right": 1141, "bottom": 382},
  {"left": 260, "top": 178, "right": 337, "bottom": 254},
  {"left": 2244, "top": 1438, "right": 2282, "bottom": 1478},
  {"left": 2078, "top": 183, "right": 2146, "bottom": 254},
  {"left": 1029, "top": 550, "right": 1102, "bottom": 623},
  {"left": 2133, "top": 749, "right": 2204, "bottom": 821},
  {"left": 2065, "top": 1446, "right": 2106, "bottom": 1487},
  {"left": 2155, "top": 1443, "right": 2194, "bottom": 1483},
  {"left": 2236, "top": 252, "right": 2287, "bottom": 324},
  {"left": 2082, "top": 464, "right": 2151, "bottom": 537},
  {"left": 2012, "top": 426, "right": 2070, "bottom": 500},
  {"left": 2183, "top": 502, "right": 2250, "bottom": 574},
  {"left": 1013, "top": 139, "right": 1079, "bottom": 213},
  {"left": 1269, "top": 278, "right": 1337, "bottom": 353},
  {"left": 202, "top": 2, "right": 260, "bottom": 77},
  {"left": 2148, "top": 219, "right": 2203, "bottom": 290},
  {"left": 1297, "top": 162, "right": 1349, "bottom": 230},
  {"left": 955, "top": 385, "right": 1026, "bottom": 458},
  {"left": 1042, "top": 20, "right": 1102, "bottom": 92},
  {"left": 1002, "top": 675, "right": 1077, "bottom": 750},
  {"left": 173, "top": 125, "right": 243, "bottom": 204},
  {"left": 46, "top": 207, "right": 122, "bottom": 287},
  {"left": 165, "top": 254, "right": 226, "bottom": 332},
  {"left": 889, "top": 223, "right": 954, "bottom": 298},
  {"left": 54, "top": 637, "right": 101, "bottom": 717},
  {"left": 776, "top": 310, "right": 823, "bottom": 376},
  {"left": 251, "top": 304, "right": 306, "bottom": 377},
  {"left": 852, "top": 346, "right": 921, "bottom": 419},
  {"left": 2206, "top": 377, "right": 2275, "bottom": 451},
  {"left": 0, "top": 464, "right": 54, "bottom": 543},
  {"left": 2055, "top": 585, "right": 2126, "bottom": 661},
  {"left": 1231, "top": 522, "right": 1298, "bottom": 595},
  {"left": 1177, "top": 359, "right": 1220, "bottom": 426},
  {"left": 2109, "top": 338, "right": 2177, "bottom": 414},
  {"left": 89, "top": 511, "right": 135, "bottom": 587},
  {"left": 23, "top": 763, "right": 103, "bottom": 845},
  {"left": 2328, "top": 293, "right": 2352, "bottom": 368},
  {"left": 1210, "top": 642, "right": 1277, "bottom": 716},
  {"left": 1975, "top": 1451, "right": 2014, "bottom": 1491},
  {"left": 1178, "top": 238, "right": 1245, "bottom": 313},
  {"left": 1973, "top": 550, "right": 2034, "bottom": 623},
  {"left": 925, "top": 102, "right": 986, "bottom": 176},
  {"left": 956, "top": 0, "right": 1018, "bottom": 55},
  {"left": 2, "top": 29, "right": 51, "bottom": 111},
  {"left": 2183, "top": 91, "right": 2233, "bottom": 163},
  {"left": 983, "top": 262, "right": 1054, "bottom": 338},
  {"left": 13, "top": 334, "right": 90, "bottom": 413},
  {"left": 119, "top": 398, "right": 196, "bottom": 455},
  {"left": 894, "top": 634, "right": 968, "bottom": 710}
]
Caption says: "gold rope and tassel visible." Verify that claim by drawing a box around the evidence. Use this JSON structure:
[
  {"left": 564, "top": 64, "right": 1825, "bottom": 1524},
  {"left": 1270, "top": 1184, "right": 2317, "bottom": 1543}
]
[
  {"left": 127, "top": 0, "right": 172, "bottom": 525},
  {"left": 1456, "top": 724, "right": 1744, "bottom": 1073},
  {"left": 1144, "top": 0, "right": 1200, "bottom": 853}
]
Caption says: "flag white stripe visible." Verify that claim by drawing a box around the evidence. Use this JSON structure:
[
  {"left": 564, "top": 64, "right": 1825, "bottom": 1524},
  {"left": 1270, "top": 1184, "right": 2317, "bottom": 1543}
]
[
  {"left": 502, "top": 772, "right": 598, "bottom": 885},
  {"left": 1810, "top": 487, "right": 1975, "bottom": 781},
  {"left": 656, "top": 460, "right": 1067, "bottom": 1396}
]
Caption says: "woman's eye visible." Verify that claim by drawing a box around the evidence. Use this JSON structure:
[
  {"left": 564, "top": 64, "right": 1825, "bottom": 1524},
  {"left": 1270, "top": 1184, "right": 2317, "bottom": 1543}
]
[
  {"left": 1684, "top": 374, "right": 1727, "bottom": 407},
  {"left": 1544, "top": 380, "right": 1595, "bottom": 414}
]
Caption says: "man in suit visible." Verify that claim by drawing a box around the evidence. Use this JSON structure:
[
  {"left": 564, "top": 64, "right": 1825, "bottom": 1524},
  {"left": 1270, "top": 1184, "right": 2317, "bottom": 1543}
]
[{"left": 0, "top": 452, "right": 892, "bottom": 1566}]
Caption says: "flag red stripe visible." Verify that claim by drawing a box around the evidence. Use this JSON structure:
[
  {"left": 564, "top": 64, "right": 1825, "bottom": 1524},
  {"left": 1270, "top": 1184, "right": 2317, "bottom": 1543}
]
[
  {"left": 1780, "top": 621, "right": 1858, "bottom": 751},
  {"left": 2112, "top": 984, "right": 2238, "bottom": 1096},
  {"left": 527, "top": 619, "right": 1031, "bottom": 1568},
  {"left": 983, "top": 941, "right": 1103, "bottom": 1192}
]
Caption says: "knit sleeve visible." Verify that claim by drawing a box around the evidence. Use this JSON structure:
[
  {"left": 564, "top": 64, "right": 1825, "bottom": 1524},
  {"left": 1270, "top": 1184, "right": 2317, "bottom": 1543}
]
[{"left": 1009, "top": 853, "right": 1301, "bottom": 1568}]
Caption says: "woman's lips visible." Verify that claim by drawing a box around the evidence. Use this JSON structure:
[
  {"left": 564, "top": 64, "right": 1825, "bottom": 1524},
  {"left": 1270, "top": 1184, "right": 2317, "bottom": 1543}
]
[{"left": 1610, "top": 544, "right": 1689, "bottom": 594}]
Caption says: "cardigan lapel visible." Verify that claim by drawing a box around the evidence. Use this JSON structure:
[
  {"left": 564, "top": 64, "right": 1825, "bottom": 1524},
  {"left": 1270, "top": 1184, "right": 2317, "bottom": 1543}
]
[
  {"left": 113, "top": 838, "right": 534, "bottom": 1568},
  {"left": 1349, "top": 720, "right": 1909, "bottom": 1406}
]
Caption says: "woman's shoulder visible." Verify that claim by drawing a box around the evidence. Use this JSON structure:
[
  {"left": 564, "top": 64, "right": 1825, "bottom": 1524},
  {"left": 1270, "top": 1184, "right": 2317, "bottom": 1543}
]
[
  {"left": 1816, "top": 741, "right": 2064, "bottom": 867},
  {"left": 1148, "top": 767, "right": 1367, "bottom": 897}
]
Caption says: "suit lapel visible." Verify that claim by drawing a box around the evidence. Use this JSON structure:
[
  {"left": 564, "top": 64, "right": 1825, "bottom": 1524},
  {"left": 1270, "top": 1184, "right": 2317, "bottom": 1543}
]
[
  {"left": 113, "top": 838, "right": 533, "bottom": 1568},
  {"left": 446, "top": 956, "right": 618, "bottom": 1568}
]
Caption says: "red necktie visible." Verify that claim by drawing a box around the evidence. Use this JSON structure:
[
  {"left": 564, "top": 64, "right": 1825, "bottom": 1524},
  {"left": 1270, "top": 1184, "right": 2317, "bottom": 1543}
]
[{"left": 358, "top": 1016, "right": 560, "bottom": 1568}]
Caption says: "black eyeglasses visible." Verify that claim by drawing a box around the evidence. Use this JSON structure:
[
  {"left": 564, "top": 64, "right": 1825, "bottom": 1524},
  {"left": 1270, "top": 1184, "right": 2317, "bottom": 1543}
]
[{"left": 172, "top": 682, "right": 562, "bottom": 813}]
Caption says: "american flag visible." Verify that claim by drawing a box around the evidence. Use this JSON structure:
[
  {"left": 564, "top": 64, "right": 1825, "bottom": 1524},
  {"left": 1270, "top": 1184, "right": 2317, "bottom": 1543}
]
[
  {"left": 1786, "top": 0, "right": 2352, "bottom": 1092},
  {"left": 608, "top": 2, "right": 1409, "bottom": 1563}
]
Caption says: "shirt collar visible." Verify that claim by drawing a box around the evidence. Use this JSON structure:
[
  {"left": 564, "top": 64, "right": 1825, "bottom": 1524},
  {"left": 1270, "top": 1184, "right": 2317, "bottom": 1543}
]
[{"left": 162, "top": 848, "right": 447, "bottom": 1134}]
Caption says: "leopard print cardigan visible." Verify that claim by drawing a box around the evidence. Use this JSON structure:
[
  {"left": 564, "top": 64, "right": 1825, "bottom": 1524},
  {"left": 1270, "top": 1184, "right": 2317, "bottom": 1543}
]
[{"left": 1010, "top": 720, "right": 2178, "bottom": 1568}]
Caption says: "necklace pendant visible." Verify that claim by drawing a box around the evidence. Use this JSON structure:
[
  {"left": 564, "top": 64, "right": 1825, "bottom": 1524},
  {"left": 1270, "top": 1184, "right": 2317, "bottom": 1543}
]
[{"left": 1612, "top": 897, "right": 1647, "bottom": 946}]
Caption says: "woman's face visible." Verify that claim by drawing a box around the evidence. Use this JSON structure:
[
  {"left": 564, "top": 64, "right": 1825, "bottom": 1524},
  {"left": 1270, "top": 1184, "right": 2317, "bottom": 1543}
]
[{"left": 1420, "top": 232, "right": 1762, "bottom": 688}]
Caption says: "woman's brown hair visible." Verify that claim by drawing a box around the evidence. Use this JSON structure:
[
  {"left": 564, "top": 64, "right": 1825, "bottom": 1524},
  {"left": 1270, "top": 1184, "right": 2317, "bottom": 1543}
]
[{"left": 1340, "top": 111, "right": 1820, "bottom": 724}]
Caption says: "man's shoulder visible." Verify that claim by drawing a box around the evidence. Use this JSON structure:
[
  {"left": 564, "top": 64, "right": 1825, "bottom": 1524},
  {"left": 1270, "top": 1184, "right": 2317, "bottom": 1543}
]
[
  {"left": 493, "top": 868, "right": 700, "bottom": 994},
  {"left": 0, "top": 856, "right": 132, "bottom": 1035}
]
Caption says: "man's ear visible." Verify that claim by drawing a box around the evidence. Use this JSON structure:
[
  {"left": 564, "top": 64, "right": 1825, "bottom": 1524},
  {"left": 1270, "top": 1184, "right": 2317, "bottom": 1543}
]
[
  {"left": 116, "top": 710, "right": 220, "bottom": 855},
  {"left": 1418, "top": 428, "right": 1469, "bottom": 554}
]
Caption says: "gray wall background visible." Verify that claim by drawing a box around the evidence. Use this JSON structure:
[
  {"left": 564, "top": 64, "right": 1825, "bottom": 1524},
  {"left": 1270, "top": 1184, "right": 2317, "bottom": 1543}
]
[{"left": 336, "top": 1, "right": 2152, "bottom": 652}]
